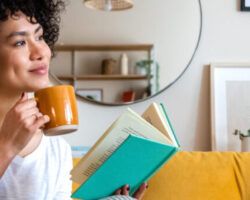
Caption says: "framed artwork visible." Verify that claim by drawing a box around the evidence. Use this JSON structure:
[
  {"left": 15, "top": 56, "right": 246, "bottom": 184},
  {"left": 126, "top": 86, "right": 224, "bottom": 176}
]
[
  {"left": 210, "top": 63, "right": 250, "bottom": 151},
  {"left": 76, "top": 88, "right": 103, "bottom": 101},
  {"left": 241, "top": 0, "right": 250, "bottom": 11}
]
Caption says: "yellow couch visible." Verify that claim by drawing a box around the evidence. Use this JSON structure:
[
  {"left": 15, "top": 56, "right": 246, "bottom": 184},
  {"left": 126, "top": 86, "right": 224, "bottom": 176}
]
[{"left": 73, "top": 151, "right": 250, "bottom": 200}]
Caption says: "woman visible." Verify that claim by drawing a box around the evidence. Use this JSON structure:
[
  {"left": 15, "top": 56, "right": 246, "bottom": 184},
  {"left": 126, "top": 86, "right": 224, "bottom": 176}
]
[{"left": 0, "top": 0, "right": 147, "bottom": 199}]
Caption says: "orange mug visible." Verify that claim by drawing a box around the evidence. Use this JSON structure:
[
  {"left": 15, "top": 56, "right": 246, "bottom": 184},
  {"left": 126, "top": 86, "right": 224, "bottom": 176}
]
[{"left": 35, "top": 85, "right": 78, "bottom": 136}]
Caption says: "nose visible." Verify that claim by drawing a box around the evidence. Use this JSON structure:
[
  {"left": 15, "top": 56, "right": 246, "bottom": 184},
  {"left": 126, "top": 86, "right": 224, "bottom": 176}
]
[{"left": 29, "top": 42, "right": 45, "bottom": 61}]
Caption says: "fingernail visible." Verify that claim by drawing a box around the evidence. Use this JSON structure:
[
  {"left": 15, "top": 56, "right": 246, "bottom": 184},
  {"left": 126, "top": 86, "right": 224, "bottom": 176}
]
[
  {"left": 126, "top": 185, "right": 130, "bottom": 191},
  {"left": 44, "top": 115, "right": 50, "bottom": 122}
]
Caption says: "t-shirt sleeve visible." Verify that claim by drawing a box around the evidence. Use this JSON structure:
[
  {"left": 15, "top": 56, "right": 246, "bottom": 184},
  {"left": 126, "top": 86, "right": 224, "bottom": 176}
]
[{"left": 53, "top": 138, "right": 73, "bottom": 200}]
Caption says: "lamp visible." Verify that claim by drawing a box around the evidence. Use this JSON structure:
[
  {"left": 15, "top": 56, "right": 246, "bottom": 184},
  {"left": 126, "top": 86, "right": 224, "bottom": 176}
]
[{"left": 83, "top": 0, "right": 133, "bottom": 11}]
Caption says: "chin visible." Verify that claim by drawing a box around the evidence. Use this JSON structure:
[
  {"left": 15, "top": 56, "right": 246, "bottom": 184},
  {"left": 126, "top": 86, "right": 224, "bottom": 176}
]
[{"left": 28, "top": 79, "right": 50, "bottom": 92}]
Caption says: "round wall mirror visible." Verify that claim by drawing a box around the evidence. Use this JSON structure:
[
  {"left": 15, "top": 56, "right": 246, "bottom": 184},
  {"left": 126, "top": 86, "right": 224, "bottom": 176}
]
[{"left": 50, "top": 0, "right": 202, "bottom": 105}]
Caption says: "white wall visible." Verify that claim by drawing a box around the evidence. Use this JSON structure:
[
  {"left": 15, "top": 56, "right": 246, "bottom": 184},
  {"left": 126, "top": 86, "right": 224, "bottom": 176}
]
[
  {"left": 62, "top": 0, "right": 250, "bottom": 151},
  {"left": 54, "top": 0, "right": 200, "bottom": 93}
]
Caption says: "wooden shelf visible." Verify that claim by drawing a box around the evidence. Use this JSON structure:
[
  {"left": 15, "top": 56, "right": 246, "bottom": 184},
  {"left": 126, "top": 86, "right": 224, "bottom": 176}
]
[
  {"left": 58, "top": 74, "right": 150, "bottom": 81},
  {"left": 55, "top": 44, "right": 154, "bottom": 52},
  {"left": 52, "top": 44, "right": 154, "bottom": 102}
]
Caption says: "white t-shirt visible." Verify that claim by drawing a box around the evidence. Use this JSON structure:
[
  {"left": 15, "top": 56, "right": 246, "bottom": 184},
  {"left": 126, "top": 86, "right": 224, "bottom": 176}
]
[
  {"left": 0, "top": 135, "right": 72, "bottom": 200},
  {"left": 101, "top": 196, "right": 136, "bottom": 200}
]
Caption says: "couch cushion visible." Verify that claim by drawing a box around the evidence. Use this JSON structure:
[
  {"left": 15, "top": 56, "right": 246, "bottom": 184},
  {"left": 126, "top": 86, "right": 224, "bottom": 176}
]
[
  {"left": 143, "top": 151, "right": 250, "bottom": 200},
  {"left": 73, "top": 152, "right": 250, "bottom": 200}
]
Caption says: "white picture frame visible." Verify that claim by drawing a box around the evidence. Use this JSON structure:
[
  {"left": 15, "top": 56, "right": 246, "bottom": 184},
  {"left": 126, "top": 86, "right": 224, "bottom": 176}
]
[
  {"left": 210, "top": 63, "right": 250, "bottom": 151},
  {"left": 241, "top": 0, "right": 250, "bottom": 11}
]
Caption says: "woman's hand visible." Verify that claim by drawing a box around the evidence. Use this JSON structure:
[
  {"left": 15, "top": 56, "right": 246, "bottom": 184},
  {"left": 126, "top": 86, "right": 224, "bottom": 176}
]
[
  {"left": 0, "top": 93, "right": 50, "bottom": 156},
  {"left": 114, "top": 183, "right": 148, "bottom": 200}
]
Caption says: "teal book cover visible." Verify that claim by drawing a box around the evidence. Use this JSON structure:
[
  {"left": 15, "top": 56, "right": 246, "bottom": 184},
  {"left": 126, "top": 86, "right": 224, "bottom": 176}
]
[
  {"left": 159, "top": 103, "right": 180, "bottom": 147},
  {"left": 71, "top": 134, "right": 178, "bottom": 200}
]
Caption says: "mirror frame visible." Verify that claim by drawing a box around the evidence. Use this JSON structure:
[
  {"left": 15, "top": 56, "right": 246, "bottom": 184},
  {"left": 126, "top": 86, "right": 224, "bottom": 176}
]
[{"left": 50, "top": 0, "right": 203, "bottom": 106}]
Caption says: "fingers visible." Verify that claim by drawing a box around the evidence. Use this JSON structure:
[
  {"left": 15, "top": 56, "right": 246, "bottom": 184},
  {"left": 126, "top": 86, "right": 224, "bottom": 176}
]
[
  {"left": 0, "top": 93, "right": 49, "bottom": 155},
  {"left": 19, "top": 92, "right": 27, "bottom": 102},
  {"left": 15, "top": 99, "right": 37, "bottom": 113},
  {"left": 115, "top": 184, "right": 129, "bottom": 195},
  {"left": 14, "top": 92, "right": 37, "bottom": 112},
  {"left": 11, "top": 92, "right": 49, "bottom": 132},
  {"left": 115, "top": 189, "right": 121, "bottom": 195},
  {"left": 133, "top": 183, "right": 148, "bottom": 200},
  {"left": 32, "top": 115, "right": 50, "bottom": 130},
  {"left": 19, "top": 107, "right": 40, "bottom": 120},
  {"left": 15, "top": 92, "right": 28, "bottom": 106},
  {"left": 11, "top": 94, "right": 39, "bottom": 122},
  {"left": 121, "top": 185, "right": 130, "bottom": 195},
  {"left": 114, "top": 183, "right": 148, "bottom": 200},
  {"left": 36, "top": 112, "right": 43, "bottom": 118}
]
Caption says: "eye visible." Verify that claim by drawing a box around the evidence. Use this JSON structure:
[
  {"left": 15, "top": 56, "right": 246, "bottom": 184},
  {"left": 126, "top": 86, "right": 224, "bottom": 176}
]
[
  {"left": 36, "top": 34, "right": 44, "bottom": 41},
  {"left": 14, "top": 40, "right": 26, "bottom": 47}
]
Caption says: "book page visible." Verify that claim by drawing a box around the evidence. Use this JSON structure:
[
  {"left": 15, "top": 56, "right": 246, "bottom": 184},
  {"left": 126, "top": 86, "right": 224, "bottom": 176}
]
[
  {"left": 71, "top": 108, "right": 171, "bottom": 184},
  {"left": 126, "top": 108, "right": 172, "bottom": 144},
  {"left": 71, "top": 122, "right": 128, "bottom": 184},
  {"left": 142, "top": 103, "right": 174, "bottom": 142},
  {"left": 79, "top": 136, "right": 126, "bottom": 178}
]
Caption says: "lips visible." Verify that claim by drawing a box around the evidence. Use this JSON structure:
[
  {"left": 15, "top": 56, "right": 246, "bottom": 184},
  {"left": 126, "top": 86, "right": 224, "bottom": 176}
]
[{"left": 29, "top": 65, "right": 48, "bottom": 75}]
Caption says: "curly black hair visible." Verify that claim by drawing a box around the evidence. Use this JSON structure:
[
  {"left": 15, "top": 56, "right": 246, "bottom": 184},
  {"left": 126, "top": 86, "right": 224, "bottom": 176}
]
[{"left": 0, "top": 0, "right": 65, "bottom": 54}]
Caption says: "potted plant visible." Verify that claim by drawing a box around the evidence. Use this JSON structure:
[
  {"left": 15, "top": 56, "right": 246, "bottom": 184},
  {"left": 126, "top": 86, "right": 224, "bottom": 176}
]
[
  {"left": 135, "top": 59, "right": 160, "bottom": 92},
  {"left": 135, "top": 60, "right": 153, "bottom": 75}
]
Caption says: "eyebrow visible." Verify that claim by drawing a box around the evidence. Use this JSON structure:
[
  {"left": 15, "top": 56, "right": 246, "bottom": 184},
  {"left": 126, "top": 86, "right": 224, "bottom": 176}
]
[{"left": 7, "top": 25, "right": 42, "bottom": 39}]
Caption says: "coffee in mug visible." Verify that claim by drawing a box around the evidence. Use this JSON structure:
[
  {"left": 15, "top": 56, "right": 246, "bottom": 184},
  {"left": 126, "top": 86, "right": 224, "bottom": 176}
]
[{"left": 35, "top": 85, "right": 78, "bottom": 136}]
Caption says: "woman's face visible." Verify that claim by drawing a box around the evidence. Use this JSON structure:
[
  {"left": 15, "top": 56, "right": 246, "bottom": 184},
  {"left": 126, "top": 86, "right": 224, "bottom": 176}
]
[{"left": 0, "top": 12, "right": 51, "bottom": 93}]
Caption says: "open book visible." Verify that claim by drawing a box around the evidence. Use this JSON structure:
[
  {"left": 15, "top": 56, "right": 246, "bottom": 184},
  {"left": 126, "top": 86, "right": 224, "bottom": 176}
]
[{"left": 71, "top": 102, "right": 180, "bottom": 200}]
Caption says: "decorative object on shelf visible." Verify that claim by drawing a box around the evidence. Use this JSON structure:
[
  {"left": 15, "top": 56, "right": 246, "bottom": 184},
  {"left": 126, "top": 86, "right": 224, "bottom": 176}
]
[
  {"left": 52, "top": 44, "right": 154, "bottom": 104},
  {"left": 76, "top": 88, "right": 103, "bottom": 101},
  {"left": 83, "top": 0, "right": 133, "bottom": 12},
  {"left": 121, "top": 90, "right": 135, "bottom": 102},
  {"left": 234, "top": 129, "right": 250, "bottom": 151},
  {"left": 135, "top": 60, "right": 150, "bottom": 75},
  {"left": 210, "top": 63, "right": 250, "bottom": 151},
  {"left": 135, "top": 60, "right": 160, "bottom": 92},
  {"left": 241, "top": 0, "right": 250, "bottom": 11},
  {"left": 120, "top": 53, "right": 128, "bottom": 75},
  {"left": 101, "top": 58, "right": 116, "bottom": 75}
]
